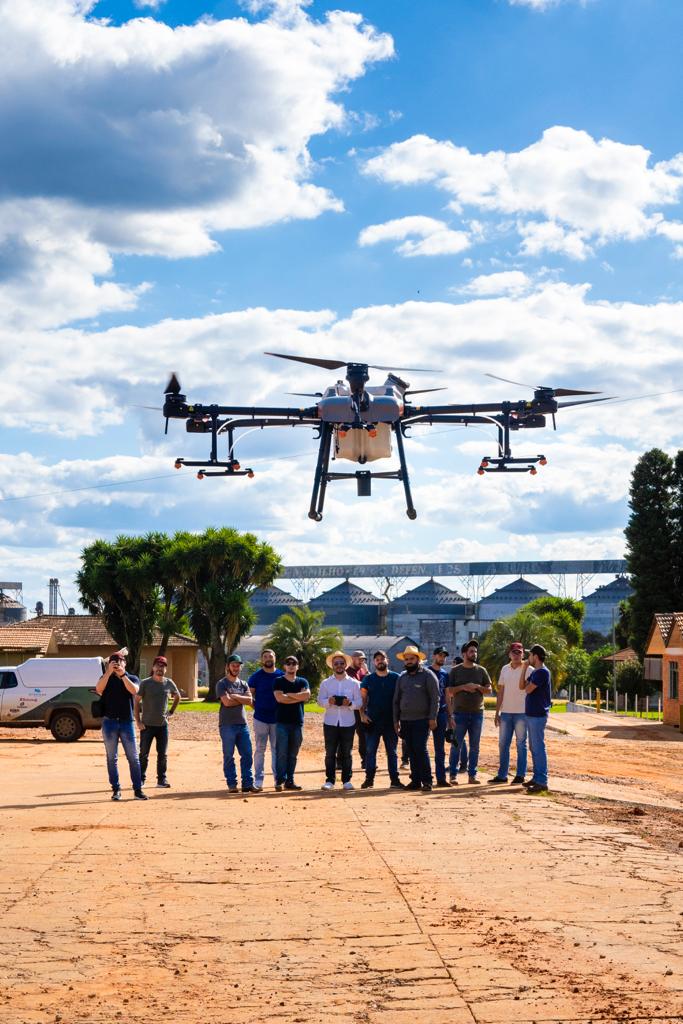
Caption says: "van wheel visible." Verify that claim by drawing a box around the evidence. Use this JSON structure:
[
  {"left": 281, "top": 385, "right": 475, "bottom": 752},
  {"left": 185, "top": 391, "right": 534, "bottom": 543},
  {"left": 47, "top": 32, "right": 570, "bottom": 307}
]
[{"left": 50, "top": 711, "right": 84, "bottom": 742}]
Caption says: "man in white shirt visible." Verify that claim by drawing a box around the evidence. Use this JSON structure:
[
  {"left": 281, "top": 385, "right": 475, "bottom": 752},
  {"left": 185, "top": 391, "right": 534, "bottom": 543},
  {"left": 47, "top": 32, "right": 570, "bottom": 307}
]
[
  {"left": 488, "top": 641, "right": 528, "bottom": 785},
  {"left": 318, "top": 650, "right": 362, "bottom": 791}
]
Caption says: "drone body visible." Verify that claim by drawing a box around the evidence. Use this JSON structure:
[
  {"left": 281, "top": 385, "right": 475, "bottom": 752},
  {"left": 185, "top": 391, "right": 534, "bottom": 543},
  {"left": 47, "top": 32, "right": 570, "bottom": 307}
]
[{"left": 162, "top": 353, "right": 607, "bottom": 521}]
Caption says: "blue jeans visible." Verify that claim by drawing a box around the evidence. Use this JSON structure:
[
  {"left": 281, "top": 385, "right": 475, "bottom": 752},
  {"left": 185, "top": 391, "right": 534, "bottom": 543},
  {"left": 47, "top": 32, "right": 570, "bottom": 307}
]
[
  {"left": 101, "top": 717, "right": 143, "bottom": 792},
  {"left": 400, "top": 719, "right": 432, "bottom": 786},
  {"left": 253, "top": 719, "right": 278, "bottom": 787},
  {"left": 275, "top": 722, "right": 303, "bottom": 785},
  {"left": 219, "top": 722, "right": 254, "bottom": 789},
  {"left": 497, "top": 712, "right": 528, "bottom": 779},
  {"left": 364, "top": 721, "right": 399, "bottom": 781},
  {"left": 526, "top": 715, "right": 548, "bottom": 787},
  {"left": 454, "top": 711, "right": 484, "bottom": 778},
  {"left": 432, "top": 708, "right": 448, "bottom": 783},
  {"left": 449, "top": 735, "right": 468, "bottom": 776}
]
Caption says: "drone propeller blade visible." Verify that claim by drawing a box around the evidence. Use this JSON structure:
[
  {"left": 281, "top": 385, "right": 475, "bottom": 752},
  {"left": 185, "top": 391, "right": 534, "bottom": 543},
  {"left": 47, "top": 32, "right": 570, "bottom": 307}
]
[
  {"left": 485, "top": 373, "right": 600, "bottom": 397},
  {"left": 165, "top": 372, "right": 182, "bottom": 395},
  {"left": 484, "top": 372, "right": 528, "bottom": 388},
  {"left": 265, "top": 352, "right": 347, "bottom": 370},
  {"left": 556, "top": 396, "right": 615, "bottom": 408},
  {"left": 369, "top": 364, "right": 439, "bottom": 373},
  {"left": 286, "top": 392, "right": 323, "bottom": 397},
  {"left": 405, "top": 387, "right": 448, "bottom": 396},
  {"left": 552, "top": 387, "right": 602, "bottom": 397},
  {"left": 131, "top": 404, "right": 163, "bottom": 411},
  {"left": 594, "top": 386, "right": 683, "bottom": 406}
]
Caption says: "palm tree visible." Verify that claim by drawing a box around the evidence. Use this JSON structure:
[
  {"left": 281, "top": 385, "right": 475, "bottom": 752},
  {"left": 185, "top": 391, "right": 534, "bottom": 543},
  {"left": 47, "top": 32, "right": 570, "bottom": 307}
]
[
  {"left": 479, "top": 609, "right": 568, "bottom": 688},
  {"left": 265, "top": 606, "right": 343, "bottom": 693}
]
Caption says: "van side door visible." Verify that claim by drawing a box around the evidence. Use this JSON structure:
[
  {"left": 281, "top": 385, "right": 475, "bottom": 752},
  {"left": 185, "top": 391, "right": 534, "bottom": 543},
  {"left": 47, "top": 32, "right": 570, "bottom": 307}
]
[{"left": 0, "top": 671, "right": 20, "bottom": 720}]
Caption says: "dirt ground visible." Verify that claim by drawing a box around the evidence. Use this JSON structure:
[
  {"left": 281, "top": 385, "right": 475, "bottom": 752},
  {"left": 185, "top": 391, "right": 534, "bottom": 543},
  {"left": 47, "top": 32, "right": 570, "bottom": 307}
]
[{"left": 1, "top": 711, "right": 682, "bottom": 1024}]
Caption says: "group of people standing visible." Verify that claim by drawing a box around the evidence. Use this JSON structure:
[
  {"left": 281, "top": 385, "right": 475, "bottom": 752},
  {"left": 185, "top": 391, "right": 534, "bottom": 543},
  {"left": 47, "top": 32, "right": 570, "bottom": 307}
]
[{"left": 95, "top": 638, "right": 552, "bottom": 800}]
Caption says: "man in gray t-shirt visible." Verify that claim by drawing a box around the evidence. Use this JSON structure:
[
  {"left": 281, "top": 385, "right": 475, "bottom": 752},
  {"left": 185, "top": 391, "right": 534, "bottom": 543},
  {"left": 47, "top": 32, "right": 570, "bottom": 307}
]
[
  {"left": 216, "top": 654, "right": 255, "bottom": 793},
  {"left": 446, "top": 640, "right": 492, "bottom": 784},
  {"left": 135, "top": 656, "right": 181, "bottom": 788}
]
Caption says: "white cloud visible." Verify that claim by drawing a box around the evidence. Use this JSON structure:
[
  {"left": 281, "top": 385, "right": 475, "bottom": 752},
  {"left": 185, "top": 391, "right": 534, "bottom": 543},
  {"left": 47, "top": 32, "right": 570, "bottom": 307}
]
[
  {"left": 458, "top": 270, "right": 532, "bottom": 297},
  {"left": 0, "top": 0, "right": 392, "bottom": 327},
  {"left": 358, "top": 215, "right": 470, "bottom": 256},
  {"left": 363, "top": 126, "right": 683, "bottom": 260}
]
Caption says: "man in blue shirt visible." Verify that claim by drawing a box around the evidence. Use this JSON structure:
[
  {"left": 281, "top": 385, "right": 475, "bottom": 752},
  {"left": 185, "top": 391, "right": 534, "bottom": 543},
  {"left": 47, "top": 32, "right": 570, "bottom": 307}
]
[
  {"left": 522, "top": 644, "right": 552, "bottom": 794},
  {"left": 248, "top": 649, "right": 283, "bottom": 793},
  {"left": 359, "top": 650, "right": 404, "bottom": 790}
]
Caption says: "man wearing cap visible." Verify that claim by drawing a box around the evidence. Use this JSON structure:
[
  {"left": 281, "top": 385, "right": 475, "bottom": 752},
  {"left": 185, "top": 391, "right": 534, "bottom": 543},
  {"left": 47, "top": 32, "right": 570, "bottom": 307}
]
[
  {"left": 216, "top": 654, "right": 255, "bottom": 794},
  {"left": 429, "top": 646, "right": 451, "bottom": 788},
  {"left": 347, "top": 649, "right": 369, "bottom": 770},
  {"left": 319, "top": 651, "right": 362, "bottom": 790},
  {"left": 248, "top": 649, "right": 283, "bottom": 792},
  {"left": 521, "top": 644, "right": 552, "bottom": 794},
  {"left": 393, "top": 646, "right": 439, "bottom": 792},
  {"left": 488, "top": 642, "right": 528, "bottom": 786},
  {"left": 273, "top": 655, "right": 310, "bottom": 791},
  {"left": 448, "top": 654, "right": 468, "bottom": 781},
  {"left": 446, "top": 640, "right": 492, "bottom": 784},
  {"left": 95, "top": 650, "right": 146, "bottom": 801},
  {"left": 360, "top": 650, "right": 404, "bottom": 789},
  {"left": 135, "top": 655, "right": 181, "bottom": 789}
]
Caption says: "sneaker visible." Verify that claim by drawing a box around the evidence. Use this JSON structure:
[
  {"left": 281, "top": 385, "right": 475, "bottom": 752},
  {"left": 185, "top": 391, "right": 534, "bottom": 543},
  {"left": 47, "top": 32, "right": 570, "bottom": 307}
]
[
  {"left": 134, "top": 790, "right": 148, "bottom": 800},
  {"left": 522, "top": 779, "right": 535, "bottom": 789},
  {"left": 510, "top": 776, "right": 525, "bottom": 785},
  {"left": 275, "top": 784, "right": 283, "bottom": 792},
  {"left": 405, "top": 782, "right": 421, "bottom": 791},
  {"left": 157, "top": 779, "right": 171, "bottom": 788},
  {"left": 458, "top": 765, "right": 468, "bottom": 774},
  {"left": 525, "top": 782, "right": 548, "bottom": 795},
  {"left": 450, "top": 776, "right": 458, "bottom": 786},
  {"left": 241, "top": 786, "right": 257, "bottom": 793},
  {"left": 321, "top": 781, "right": 335, "bottom": 790},
  {"left": 435, "top": 780, "right": 450, "bottom": 788},
  {"left": 421, "top": 784, "right": 432, "bottom": 792},
  {"left": 487, "top": 776, "right": 507, "bottom": 785},
  {"left": 400, "top": 761, "right": 410, "bottom": 769},
  {"left": 111, "top": 789, "right": 122, "bottom": 801},
  {"left": 342, "top": 781, "right": 354, "bottom": 791},
  {"left": 252, "top": 785, "right": 263, "bottom": 793},
  {"left": 389, "top": 779, "right": 406, "bottom": 789},
  {"left": 360, "top": 779, "right": 374, "bottom": 789},
  {"left": 284, "top": 782, "right": 302, "bottom": 791},
  {"left": 227, "top": 786, "right": 239, "bottom": 794},
  {"left": 467, "top": 776, "right": 480, "bottom": 785}
]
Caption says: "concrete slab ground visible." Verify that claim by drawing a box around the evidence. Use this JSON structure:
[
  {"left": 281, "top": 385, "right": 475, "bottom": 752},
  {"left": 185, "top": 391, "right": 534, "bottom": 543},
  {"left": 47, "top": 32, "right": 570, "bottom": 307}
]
[{"left": 0, "top": 720, "right": 682, "bottom": 1024}]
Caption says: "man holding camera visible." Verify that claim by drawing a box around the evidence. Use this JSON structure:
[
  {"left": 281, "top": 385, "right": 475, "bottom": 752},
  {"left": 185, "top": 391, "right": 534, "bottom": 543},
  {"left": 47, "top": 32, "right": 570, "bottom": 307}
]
[
  {"left": 135, "top": 655, "right": 180, "bottom": 789},
  {"left": 95, "top": 650, "right": 146, "bottom": 801},
  {"left": 319, "top": 651, "right": 362, "bottom": 791}
]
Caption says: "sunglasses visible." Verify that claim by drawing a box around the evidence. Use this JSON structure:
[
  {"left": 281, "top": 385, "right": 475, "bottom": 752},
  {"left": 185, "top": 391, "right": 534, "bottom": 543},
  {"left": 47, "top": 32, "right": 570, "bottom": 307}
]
[{"left": 284, "top": 659, "right": 298, "bottom": 665}]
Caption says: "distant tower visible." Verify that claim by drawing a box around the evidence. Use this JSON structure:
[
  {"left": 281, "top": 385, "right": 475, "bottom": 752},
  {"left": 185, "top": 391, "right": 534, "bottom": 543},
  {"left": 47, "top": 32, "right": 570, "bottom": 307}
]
[
  {"left": 35, "top": 601, "right": 44, "bottom": 617},
  {"left": 48, "top": 578, "right": 59, "bottom": 616}
]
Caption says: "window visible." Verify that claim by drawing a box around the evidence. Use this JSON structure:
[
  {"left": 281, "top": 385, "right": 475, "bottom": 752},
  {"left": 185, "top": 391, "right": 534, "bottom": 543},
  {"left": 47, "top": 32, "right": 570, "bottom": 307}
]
[
  {"left": 0, "top": 672, "right": 18, "bottom": 689},
  {"left": 669, "top": 661, "right": 679, "bottom": 702}
]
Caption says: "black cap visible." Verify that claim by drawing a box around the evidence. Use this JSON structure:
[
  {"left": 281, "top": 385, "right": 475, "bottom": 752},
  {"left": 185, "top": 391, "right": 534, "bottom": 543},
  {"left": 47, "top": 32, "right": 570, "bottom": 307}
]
[
  {"left": 461, "top": 639, "right": 479, "bottom": 653},
  {"left": 433, "top": 645, "right": 449, "bottom": 656}
]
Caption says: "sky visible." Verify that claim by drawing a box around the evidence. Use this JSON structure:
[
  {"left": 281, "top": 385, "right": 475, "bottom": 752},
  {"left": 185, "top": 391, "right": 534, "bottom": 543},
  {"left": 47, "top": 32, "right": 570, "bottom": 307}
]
[{"left": 1, "top": 0, "right": 683, "bottom": 614}]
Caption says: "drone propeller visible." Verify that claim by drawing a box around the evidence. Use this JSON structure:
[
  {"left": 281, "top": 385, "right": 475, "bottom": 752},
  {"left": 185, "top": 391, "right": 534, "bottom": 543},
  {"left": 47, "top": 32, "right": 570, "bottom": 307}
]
[
  {"left": 165, "top": 372, "right": 182, "bottom": 395},
  {"left": 405, "top": 387, "right": 448, "bottom": 397},
  {"left": 556, "top": 396, "right": 615, "bottom": 408},
  {"left": 265, "top": 352, "right": 437, "bottom": 373},
  {"left": 484, "top": 372, "right": 600, "bottom": 398},
  {"left": 286, "top": 392, "right": 324, "bottom": 398}
]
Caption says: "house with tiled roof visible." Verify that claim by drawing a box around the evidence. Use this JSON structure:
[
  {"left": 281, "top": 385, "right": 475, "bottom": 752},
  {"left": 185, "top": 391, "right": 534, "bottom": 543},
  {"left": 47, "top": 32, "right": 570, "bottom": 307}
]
[
  {"left": 0, "top": 615, "right": 199, "bottom": 698},
  {"left": 645, "top": 612, "right": 682, "bottom": 728}
]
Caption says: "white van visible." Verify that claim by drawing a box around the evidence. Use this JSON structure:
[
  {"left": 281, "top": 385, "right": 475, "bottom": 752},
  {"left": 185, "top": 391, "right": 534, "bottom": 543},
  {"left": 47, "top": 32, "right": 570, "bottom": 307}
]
[{"left": 0, "top": 657, "right": 106, "bottom": 741}]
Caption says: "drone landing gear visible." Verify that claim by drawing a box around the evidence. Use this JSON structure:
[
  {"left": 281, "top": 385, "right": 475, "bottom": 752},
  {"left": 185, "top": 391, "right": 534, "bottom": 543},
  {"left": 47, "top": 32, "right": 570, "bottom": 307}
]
[
  {"left": 174, "top": 458, "right": 254, "bottom": 479},
  {"left": 307, "top": 423, "right": 418, "bottom": 521}
]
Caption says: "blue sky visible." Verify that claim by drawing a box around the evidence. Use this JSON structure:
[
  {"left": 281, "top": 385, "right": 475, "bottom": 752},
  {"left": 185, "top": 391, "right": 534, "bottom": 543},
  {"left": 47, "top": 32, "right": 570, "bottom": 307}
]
[{"left": 1, "top": 0, "right": 682, "bottom": 613}]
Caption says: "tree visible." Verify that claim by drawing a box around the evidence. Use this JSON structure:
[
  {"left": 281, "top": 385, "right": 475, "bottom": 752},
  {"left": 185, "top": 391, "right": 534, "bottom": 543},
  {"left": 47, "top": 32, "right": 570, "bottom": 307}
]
[
  {"left": 615, "top": 659, "right": 657, "bottom": 699},
  {"left": 587, "top": 644, "right": 617, "bottom": 691},
  {"left": 583, "top": 629, "right": 609, "bottom": 654},
  {"left": 672, "top": 449, "right": 683, "bottom": 600},
  {"left": 265, "top": 606, "right": 343, "bottom": 693},
  {"left": 77, "top": 534, "right": 160, "bottom": 675},
  {"left": 171, "top": 528, "right": 281, "bottom": 699},
  {"left": 614, "top": 599, "right": 632, "bottom": 650},
  {"left": 524, "top": 596, "right": 584, "bottom": 648},
  {"left": 478, "top": 609, "right": 568, "bottom": 687},
  {"left": 625, "top": 448, "right": 678, "bottom": 658},
  {"left": 565, "top": 647, "right": 590, "bottom": 690}
]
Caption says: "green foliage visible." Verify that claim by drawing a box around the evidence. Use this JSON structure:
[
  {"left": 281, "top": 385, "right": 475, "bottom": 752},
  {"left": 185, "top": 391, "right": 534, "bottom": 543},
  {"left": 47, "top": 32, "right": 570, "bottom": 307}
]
[
  {"left": 478, "top": 609, "right": 568, "bottom": 686},
  {"left": 77, "top": 534, "right": 161, "bottom": 675},
  {"left": 625, "top": 448, "right": 679, "bottom": 657},
  {"left": 615, "top": 659, "right": 657, "bottom": 698},
  {"left": 587, "top": 644, "right": 617, "bottom": 690},
  {"left": 524, "top": 596, "right": 584, "bottom": 648},
  {"left": 265, "top": 606, "right": 343, "bottom": 693},
  {"left": 583, "top": 629, "right": 609, "bottom": 654},
  {"left": 565, "top": 647, "right": 590, "bottom": 689},
  {"left": 614, "top": 599, "right": 632, "bottom": 650}
]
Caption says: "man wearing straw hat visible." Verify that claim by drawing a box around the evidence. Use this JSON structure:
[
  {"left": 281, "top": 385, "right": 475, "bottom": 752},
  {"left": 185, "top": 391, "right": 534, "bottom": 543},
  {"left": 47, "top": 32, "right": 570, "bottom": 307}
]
[
  {"left": 318, "top": 651, "right": 363, "bottom": 791},
  {"left": 392, "top": 645, "right": 439, "bottom": 792}
]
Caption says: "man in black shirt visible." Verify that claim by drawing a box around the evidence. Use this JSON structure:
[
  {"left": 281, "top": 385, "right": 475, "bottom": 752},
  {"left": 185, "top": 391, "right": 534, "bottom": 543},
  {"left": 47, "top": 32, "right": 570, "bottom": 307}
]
[
  {"left": 95, "top": 650, "right": 146, "bottom": 801},
  {"left": 273, "top": 655, "right": 310, "bottom": 791},
  {"left": 360, "top": 650, "right": 404, "bottom": 789}
]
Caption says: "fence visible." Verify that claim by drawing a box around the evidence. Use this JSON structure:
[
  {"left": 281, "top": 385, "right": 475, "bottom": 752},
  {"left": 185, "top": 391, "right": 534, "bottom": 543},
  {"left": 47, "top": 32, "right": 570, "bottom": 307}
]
[{"left": 566, "top": 685, "right": 663, "bottom": 721}]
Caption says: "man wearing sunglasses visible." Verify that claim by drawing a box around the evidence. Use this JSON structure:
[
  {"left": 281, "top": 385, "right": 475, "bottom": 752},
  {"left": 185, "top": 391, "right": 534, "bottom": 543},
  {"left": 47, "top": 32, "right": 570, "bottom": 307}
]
[
  {"left": 273, "top": 656, "right": 310, "bottom": 791},
  {"left": 95, "top": 650, "right": 146, "bottom": 801}
]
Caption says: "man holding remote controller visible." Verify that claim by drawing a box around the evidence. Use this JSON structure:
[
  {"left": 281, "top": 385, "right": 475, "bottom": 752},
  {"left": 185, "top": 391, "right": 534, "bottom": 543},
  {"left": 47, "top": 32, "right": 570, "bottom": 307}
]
[{"left": 318, "top": 651, "right": 362, "bottom": 792}]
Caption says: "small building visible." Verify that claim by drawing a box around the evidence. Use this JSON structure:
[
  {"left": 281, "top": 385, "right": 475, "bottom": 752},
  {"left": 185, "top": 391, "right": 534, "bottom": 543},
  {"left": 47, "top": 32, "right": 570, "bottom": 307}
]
[
  {"left": 249, "top": 584, "right": 302, "bottom": 634},
  {"left": 0, "top": 615, "right": 199, "bottom": 699},
  {"left": 387, "top": 579, "right": 472, "bottom": 654},
  {"left": 476, "top": 577, "right": 550, "bottom": 629},
  {"left": 645, "top": 613, "right": 682, "bottom": 728},
  {"left": 309, "top": 580, "right": 382, "bottom": 634},
  {"left": 582, "top": 576, "right": 633, "bottom": 636}
]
